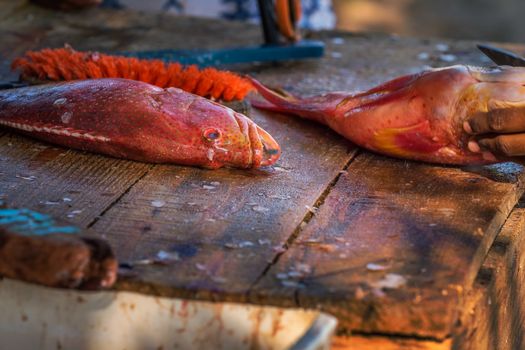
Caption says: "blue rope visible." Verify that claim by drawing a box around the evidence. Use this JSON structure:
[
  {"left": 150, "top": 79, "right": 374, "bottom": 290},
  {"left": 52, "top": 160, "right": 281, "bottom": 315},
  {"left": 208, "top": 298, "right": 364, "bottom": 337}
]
[{"left": 0, "top": 208, "right": 80, "bottom": 236}]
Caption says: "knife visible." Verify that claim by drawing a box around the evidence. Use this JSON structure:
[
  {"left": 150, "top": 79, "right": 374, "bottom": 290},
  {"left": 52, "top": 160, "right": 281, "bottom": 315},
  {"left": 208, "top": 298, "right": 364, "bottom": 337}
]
[{"left": 477, "top": 44, "right": 525, "bottom": 67}]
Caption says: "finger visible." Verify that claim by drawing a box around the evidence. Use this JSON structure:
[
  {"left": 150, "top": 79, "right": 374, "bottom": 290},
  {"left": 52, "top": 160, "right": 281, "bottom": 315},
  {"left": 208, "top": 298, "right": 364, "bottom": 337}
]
[
  {"left": 464, "top": 107, "right": 525, "bottom": 135},
  {"left": 466, "top": 140, "right": 497, "bottom": 161},
  {"left": 477, "top": 134, "right": 525, "bottom": 157}
]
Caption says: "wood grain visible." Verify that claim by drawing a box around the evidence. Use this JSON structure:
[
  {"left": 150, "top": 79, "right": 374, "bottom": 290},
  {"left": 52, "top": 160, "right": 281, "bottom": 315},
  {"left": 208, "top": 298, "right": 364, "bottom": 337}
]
[
  {"left": 251, "top": 154, "right": 525, "bottom": 339},
  {"left": 453, "top": 207, "right": 525, "bottom": 350},
  {"left": 0, "top": 133, "right": 152, "bottom": 227},
  {"left": 331, "top": 206, "right": 525, "bottom": 349}
]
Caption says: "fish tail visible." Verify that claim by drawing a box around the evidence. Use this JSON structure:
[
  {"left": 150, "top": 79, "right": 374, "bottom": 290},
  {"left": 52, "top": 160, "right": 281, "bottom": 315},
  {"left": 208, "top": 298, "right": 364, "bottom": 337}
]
[{"left": 248, "top": 77, "right": 330, "bottom": 125}]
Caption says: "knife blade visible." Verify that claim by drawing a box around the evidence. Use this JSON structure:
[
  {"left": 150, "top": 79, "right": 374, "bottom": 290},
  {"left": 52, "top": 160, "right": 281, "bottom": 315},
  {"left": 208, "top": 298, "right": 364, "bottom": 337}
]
[{"left": 477, "top": 44, "right": 525, "bottom": 67}]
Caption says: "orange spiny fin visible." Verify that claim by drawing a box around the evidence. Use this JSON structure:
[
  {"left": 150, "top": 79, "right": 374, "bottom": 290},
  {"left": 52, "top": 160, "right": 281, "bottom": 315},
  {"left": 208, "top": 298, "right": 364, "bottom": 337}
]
[{"left": 12, "top": 46, "right": 255, "bottom": 101}]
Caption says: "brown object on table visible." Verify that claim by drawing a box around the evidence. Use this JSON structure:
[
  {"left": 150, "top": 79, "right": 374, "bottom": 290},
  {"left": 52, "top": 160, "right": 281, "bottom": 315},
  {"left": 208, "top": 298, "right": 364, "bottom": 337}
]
[
  {"left": 2, "top": 1, "right": 525, "bottom": 348},
  {"left": 0, "top": 204, "right": 117, "bottom": 289},
  {"left": 0, "top": 230, "right": 117, "bottom": 289},
  {"left": 30, "top": 0, "right": 101, "bottom": 11}
]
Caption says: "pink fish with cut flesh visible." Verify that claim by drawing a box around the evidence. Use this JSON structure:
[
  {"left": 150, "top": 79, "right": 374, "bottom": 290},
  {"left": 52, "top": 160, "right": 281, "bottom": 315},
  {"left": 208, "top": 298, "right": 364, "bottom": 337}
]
[
  {"left": 251, "top": 65, "right": 525, "bottom": 165},
  {"left": 0, "top": 78, "right": 281, "bottom": 169}
]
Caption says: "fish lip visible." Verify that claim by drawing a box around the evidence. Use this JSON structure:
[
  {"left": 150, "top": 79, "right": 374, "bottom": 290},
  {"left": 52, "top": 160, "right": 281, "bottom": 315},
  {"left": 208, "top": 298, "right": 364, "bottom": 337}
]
[
  {"left": 233, "top": 112, "right": 280, "bottom": 168},
  {"left": 248, "top": 122, "right": 264, "bottom": 168},
  {"left": 248, "top": 122, "right": 281, "bottom": 168},
  {"left": 255, "top": 125, "right": 281, "bottom": 167}
]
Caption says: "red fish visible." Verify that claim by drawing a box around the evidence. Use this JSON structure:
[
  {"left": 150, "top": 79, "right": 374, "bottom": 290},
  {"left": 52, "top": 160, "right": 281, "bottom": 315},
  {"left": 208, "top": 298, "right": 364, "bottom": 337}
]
[
  {"left": 251, "top": 65, "right": 525, "bottom": 165},
  {"left": 0, "top": 78, "right": 281, "bottom": 169}
]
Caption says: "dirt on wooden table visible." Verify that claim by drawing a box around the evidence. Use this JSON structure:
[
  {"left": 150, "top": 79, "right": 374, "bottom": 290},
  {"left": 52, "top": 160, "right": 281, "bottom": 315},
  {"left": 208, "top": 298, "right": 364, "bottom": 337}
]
[{"left": 1, "top": 1, "right": 524, "bottom": 348}]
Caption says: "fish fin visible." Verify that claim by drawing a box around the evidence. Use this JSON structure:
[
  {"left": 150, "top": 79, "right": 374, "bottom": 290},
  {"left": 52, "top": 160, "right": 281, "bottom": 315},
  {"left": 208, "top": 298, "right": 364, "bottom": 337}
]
[
  {"left": 372, "top": 121, "right": 443, "bottom": 158},
  {"left": 248, "top": 93, "right": 284, "bottom": 113},
  {"left": 248, "top": 78, "right": 300, "bottom": 111},
  {"left": 355, "top": 71, "right": 423, "bottom": 97},
  {"left": 248, "top": 77, "right": 335, "bottom": 125}
]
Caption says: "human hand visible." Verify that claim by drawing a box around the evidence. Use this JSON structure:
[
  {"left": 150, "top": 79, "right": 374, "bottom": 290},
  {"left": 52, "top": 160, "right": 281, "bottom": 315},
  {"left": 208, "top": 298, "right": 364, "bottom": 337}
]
[{"left": 464, "top": 107, "right": 525, "bottom": 159}]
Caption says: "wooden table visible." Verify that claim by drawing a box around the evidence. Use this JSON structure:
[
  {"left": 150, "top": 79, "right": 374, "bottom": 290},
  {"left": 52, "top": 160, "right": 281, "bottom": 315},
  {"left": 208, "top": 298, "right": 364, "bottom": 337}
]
[{"left": 1, "top": 2, "right": 525, "bottom": 348}]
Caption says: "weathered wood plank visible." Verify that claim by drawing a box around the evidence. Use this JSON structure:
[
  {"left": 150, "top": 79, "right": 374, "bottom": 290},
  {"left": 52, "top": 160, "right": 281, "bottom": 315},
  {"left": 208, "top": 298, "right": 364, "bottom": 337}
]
[
  {"left": 251, "top": 154, "right": 525, "bottom": 339},
  {"left": 453, "top": 207, "right": 525, "bottom": 350},
  {"left": 94, "top": 107, "right": 355, "bottom": 299},
  {"left": 0, "top": 1, "right": 262, "bottom": 54},
  {"left": 331, "top": 205, "right": 525, "bottom": 349},
  {"left": 0, "top": 133, "right": 152, "bottom": 227}
]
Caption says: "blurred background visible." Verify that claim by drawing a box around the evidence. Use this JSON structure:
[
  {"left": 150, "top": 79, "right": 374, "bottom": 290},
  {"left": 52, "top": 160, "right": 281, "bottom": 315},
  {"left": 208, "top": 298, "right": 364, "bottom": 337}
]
[
  {"left": 332, "top": 0, "right": 525, "bottom": 43},
  {"left": 99, "top": 0, "right": 524, "bottom": 43}
]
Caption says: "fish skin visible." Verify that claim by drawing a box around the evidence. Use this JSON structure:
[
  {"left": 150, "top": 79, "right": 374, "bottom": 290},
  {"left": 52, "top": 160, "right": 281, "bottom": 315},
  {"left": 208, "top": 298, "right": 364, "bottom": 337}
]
[
  {"left": 0, "top": 78, "right": 281, "bottom": 169},
  {"left": 250, "top": 65, "right": 525, "bottom": 165}
]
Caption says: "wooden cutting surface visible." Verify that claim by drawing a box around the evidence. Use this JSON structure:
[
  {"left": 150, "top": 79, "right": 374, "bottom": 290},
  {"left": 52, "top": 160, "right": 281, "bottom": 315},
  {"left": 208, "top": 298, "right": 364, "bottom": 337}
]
[{"left": 1, "top": 0, "right": 525, "bottom": 342}]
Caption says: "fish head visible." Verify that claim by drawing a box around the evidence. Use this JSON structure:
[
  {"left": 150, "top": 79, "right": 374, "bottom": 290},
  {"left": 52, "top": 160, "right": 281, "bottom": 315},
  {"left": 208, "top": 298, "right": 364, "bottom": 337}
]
[
  {"left": 160, "top": 88, "right": 281, "bottom": 169},
  {"left": 447, "top": 65, "right": 525, "bottom": 162},
  {"left": 405, "top": 65, "right": 525, "bottom": 130},
  {"left": 457, "top": 65, "right": 525, "bottom": 120},
  {"left": 341, "top": 65, "right": 525, "bottom": 164}
]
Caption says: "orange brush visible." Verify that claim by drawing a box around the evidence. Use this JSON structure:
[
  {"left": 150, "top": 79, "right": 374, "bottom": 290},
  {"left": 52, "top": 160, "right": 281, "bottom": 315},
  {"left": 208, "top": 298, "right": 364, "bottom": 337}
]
[{"left": 11, "top": 46, "right": 254, "bottom": 101}]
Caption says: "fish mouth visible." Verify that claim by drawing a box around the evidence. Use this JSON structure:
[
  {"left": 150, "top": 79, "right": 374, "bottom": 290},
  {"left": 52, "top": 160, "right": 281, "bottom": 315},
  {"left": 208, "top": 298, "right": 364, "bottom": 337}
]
[
  {"left": 248, "top": 122, "right": 281, "bottom": 167},
  {"left": 233, "top": 112, "right": 280, "bottom": 168}
]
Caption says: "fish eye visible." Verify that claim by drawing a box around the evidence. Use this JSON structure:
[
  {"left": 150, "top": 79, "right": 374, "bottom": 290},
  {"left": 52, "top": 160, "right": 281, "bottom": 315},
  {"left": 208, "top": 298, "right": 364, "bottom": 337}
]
[{"left": 203, "top": 128, "right": 222, "bottom": 141}]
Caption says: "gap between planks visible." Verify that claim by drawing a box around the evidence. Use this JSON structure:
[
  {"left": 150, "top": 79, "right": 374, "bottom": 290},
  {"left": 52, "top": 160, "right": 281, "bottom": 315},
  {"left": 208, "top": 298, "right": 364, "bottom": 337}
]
[
  {"left": 247, "top": 150, "right": 360, "bottom": 300},
  {"left": 87, "top": 164, "right": 156, "bottom": 229},
  {"left": 332, "top": 334, "right": 452, "bottom": 350},
  {"left": 343, "top": 330, "right": 450, "bottom": 344}
]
